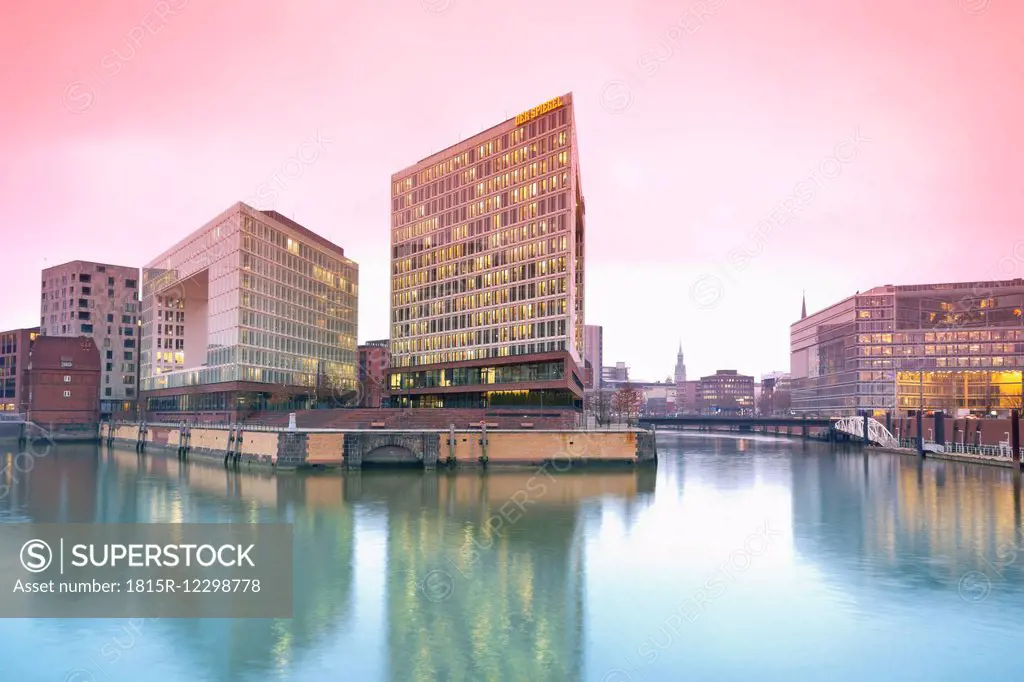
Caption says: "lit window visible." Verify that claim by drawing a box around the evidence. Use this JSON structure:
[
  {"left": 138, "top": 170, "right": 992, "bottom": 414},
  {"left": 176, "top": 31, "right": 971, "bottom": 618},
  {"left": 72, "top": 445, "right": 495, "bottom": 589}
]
[
  {"left": 63, "top": 375, "right": 71, "bottom": 383},
  {"left": 63, "top": 390, "right": 71, "bottom": 398}
]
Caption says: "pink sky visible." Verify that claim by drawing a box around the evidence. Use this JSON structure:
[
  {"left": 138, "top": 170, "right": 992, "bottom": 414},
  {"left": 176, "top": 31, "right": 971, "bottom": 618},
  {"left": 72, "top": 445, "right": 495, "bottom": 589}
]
[{"left": 1, "top": 0, "right": 1021, "bottom": 382}]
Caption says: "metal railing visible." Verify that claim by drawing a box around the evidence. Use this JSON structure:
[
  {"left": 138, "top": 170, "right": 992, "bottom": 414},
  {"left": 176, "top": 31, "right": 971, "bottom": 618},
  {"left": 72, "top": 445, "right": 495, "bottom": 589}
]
[{"left": 896, "top": 438, "right": 1018, "bottom": 459}]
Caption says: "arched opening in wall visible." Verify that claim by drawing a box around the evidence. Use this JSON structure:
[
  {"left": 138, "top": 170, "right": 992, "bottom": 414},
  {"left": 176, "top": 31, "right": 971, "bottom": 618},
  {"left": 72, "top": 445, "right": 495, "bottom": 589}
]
[{"left": 362, "top": 444, "right": 422, "bottom": 468}]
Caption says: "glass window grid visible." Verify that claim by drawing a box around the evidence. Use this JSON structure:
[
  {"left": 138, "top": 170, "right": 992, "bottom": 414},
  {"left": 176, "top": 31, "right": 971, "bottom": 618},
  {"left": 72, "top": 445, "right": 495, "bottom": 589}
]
[
  {"left": 390, "top": 109, "right": 581, "bottom": 369},
  {"left": 140, "top": 210, "right": 358, "bottom": 393}
]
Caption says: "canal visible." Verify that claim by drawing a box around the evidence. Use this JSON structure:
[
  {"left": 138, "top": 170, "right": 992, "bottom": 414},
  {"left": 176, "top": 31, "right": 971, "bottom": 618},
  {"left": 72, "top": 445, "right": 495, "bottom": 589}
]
[{"left": 1, "top": 432, "right": 1022, "bottom": 681}]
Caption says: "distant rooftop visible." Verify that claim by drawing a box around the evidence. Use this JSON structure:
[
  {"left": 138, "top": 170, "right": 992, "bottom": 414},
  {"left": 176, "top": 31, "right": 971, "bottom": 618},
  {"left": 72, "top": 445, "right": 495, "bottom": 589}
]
[{"left": 42, "top": 260, "right": 138, "bottom": 273}]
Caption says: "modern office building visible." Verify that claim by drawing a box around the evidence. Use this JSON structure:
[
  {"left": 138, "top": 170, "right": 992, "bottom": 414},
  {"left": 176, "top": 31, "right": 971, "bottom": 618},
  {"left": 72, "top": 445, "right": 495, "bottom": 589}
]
[
  {"left": 388, "top": 93, "right": 586, "bottom": 408},
  {"left": 791, "top": 279, "right": 1024, "bottom": 417},
  {"left": 40, "top": 261, "right": 139, "bottom": 414},
  {"left": 0, "top": 327, "right": 39, "bottom": 412},
  {"left": 358, "top": 340, "right": 390, "bottom": 408},
  {"left": 139, "top": 202, "right": 359, "bottom": 417},
  {"left": 583, "top": 324, "right": 603, "bottom": 389},
  {"left": 698, "top": 370, "right": 755, "bottom": 415}
]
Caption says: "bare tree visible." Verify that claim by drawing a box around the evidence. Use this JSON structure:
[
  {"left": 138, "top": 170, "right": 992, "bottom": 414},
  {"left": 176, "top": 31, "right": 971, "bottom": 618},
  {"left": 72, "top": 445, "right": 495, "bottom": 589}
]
[
  {"left": 613, "top": 383, "right": 644, "bottom": 427},
  {"left": 585, "top": 389, "right": 614, "bottom": 427}
]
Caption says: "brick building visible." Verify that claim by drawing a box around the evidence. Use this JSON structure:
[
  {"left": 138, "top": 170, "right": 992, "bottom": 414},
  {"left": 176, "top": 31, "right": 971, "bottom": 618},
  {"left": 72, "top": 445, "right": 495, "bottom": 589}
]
[
  {"left": 676, "top": 380, "right": 700, "bottom": 415},
  {"left": 24, "top": 336, "right": 102, "bottom": 434},
  {"left": 358, "top": 340, "right": 390, "bottom": 408},
  {"left": 698, "top": 370, "right": 755, "bottom": 416},
  {"left": 40, "top": 260, "right": 140, "bottom": 415},
  {"left": 0, "top": 327, "right": 39, "bottom": 412}
]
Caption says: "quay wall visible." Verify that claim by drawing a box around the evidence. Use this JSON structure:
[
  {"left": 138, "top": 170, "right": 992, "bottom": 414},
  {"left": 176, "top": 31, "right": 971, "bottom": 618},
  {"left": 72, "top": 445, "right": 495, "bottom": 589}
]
[{"left": 100, "top": 422, "right": 656, "bottom": 471}]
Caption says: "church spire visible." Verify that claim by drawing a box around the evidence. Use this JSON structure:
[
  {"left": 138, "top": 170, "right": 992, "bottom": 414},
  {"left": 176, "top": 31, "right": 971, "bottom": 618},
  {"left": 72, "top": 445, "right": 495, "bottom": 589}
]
[{"left": 801, "top": 290, "right": 807, "bottom": 319}]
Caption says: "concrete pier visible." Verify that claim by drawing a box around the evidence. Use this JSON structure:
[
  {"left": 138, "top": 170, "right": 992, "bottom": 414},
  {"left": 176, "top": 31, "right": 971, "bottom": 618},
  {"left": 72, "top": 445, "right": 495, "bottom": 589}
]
[{"left": 100, "top": 422, "right": 657, "bottom": 470}]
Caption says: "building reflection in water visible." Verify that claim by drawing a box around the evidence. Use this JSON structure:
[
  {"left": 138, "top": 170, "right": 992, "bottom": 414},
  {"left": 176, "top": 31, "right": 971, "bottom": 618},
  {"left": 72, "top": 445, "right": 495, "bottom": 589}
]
[
  {"left": 0, "top": 443, "right": 654, "bottom": 681},
  {"left": 0, "top": 444, "right": 356, "bottom": 680},
  {"left": 344, "top": 468, "right": 654, "bottom": 682},
  {"left": 791, "top": 446, "right": 1024, "bottom": 595}
]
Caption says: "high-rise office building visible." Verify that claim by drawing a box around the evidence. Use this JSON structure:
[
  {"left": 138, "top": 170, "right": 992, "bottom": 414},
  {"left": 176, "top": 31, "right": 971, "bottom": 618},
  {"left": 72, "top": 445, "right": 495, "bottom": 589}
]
[
  {"left": 388, "top": 93, "right": 586, "bottom": 408},
  {"left": 791, "top": 279, "right": 1024, "bottom": 417},
  {"left": 583, "top": 324, "right": 603, "bottom": 389},
  {"left": 139, "top": 202, "right": 358, "bottom": 417},
  {"left": 40, "top": 260, "right": 140, "bottom": 414}
]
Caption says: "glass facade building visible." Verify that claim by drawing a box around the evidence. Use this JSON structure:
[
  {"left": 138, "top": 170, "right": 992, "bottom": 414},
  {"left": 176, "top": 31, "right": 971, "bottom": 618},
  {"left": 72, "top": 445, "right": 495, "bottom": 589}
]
[
  {"left": 139, "top": 202, "right": 358, "bottom": 415},
  {"left": 791, "top": 279, "right": 1024, "bottom": 417},
  {"left": 388, "top": 93, "right": 586, "bottom": 408}
]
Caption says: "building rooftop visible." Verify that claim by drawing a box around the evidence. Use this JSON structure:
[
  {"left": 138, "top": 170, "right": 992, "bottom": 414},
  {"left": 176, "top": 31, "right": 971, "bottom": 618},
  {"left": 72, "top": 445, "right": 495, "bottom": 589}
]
[
  {"left": 793, "top": 277, "right": 1024, "bottom": 327},
  {"left": 42, "top": 260, "right": 138, "bottom": 273},
  {"left": 259, "top": 209, "right": 349, "bottom": 260},
  {"left": 392, "top": 92, "right": 574, "bottom": 180}
]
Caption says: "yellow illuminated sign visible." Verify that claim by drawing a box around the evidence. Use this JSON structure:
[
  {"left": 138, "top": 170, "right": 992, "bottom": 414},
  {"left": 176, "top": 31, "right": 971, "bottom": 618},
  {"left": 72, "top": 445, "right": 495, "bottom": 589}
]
[{"left": 515, "top": 96, "right": 564, "bottom": 126}]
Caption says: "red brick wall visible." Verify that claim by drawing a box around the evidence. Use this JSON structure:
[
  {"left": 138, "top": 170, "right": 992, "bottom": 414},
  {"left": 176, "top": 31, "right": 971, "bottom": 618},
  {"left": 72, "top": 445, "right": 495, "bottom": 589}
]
[
  {"left": 358, "top": 345, "right": 390, "bottom": 407},
  {"left": 26, "top": 336, "right": 101, "bottom": 425}
]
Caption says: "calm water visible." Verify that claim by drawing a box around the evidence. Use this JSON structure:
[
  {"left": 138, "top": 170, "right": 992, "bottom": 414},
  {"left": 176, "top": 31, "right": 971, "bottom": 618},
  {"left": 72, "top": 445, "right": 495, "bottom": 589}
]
[{"left": 1, "top": 433, "right": 1023, "bottom": 681}]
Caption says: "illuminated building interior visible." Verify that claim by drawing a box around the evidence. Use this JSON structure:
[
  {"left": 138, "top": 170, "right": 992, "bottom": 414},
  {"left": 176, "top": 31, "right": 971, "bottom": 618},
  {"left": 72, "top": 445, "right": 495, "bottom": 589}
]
[
  {"left": 0, "top": 328, "right": 38, "bottom": 411},
  {"left": 389, "top": 94, "right": 585, "bottom": 408},
  {"left": 140, "top": 203, "right": 358, "bottom": 414},
  {"left": 791, "top": 280, "right": 1024, "bottom": 416},
  {"left": 698, "top": 370, "right": 755, "bottom": 415}
]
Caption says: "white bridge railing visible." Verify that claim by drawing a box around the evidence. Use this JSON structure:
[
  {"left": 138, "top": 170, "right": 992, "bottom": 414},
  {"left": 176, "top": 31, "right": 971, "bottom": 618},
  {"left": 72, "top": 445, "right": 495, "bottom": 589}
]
[{"left": 833, "top": 416, "right": 899, "bottom": 448}]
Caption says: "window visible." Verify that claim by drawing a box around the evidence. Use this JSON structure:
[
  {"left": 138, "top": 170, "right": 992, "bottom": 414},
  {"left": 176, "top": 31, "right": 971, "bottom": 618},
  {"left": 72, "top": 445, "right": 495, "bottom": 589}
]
[
  {"left": 125, "top": 279, "right": 137, "bottom": 288},
  {"left": 81, "top": 324, "right": 93, "bottom": 333},
  {"left": 60, "top": 359, "right": 73, "bottom": 368},
  {"left": 79, "top": 274, "right": 91, "bottom": 283},
  {"left": 63, "top": 390, "right": 71, "bottom": 398},
  {"left": 63, "top": 375, "right": 71, "bottom": 383}
]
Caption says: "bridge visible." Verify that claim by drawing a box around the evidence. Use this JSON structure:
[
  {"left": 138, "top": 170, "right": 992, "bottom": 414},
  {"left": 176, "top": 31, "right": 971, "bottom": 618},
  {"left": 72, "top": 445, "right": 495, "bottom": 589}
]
[
  {"left": 640, "top": 416, "right": 833, "bottom": 428},
  {"left": 639, "top": 415, "right": 899, "bottom": 448}
]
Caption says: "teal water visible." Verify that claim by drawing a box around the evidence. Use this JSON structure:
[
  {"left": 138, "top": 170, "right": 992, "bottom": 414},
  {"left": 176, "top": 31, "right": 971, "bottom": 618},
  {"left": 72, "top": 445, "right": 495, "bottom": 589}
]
[{"left": 1, "top": 433, "right": 1022, "bottom": 681}]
